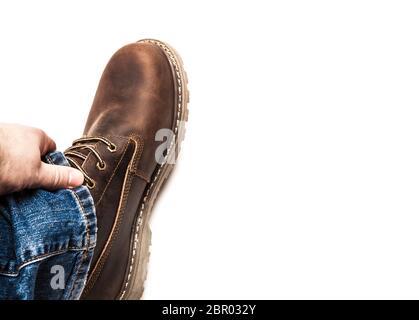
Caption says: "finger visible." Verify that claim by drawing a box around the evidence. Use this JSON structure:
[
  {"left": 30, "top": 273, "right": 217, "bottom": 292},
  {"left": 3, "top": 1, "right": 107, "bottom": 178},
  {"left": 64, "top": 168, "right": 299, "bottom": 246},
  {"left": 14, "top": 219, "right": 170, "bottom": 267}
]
[
  {"left": 37, "top": 163, "right": 85, "bottom": 190},
  {"left": 38, "top": 130, "right": 57, "bottom": 155}
]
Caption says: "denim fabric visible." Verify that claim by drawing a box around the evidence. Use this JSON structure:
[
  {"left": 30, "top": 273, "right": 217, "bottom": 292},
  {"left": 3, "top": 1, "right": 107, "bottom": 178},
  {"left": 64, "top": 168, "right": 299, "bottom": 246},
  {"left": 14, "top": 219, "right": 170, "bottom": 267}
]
[{"left": 0, "top": 151, "right": 96, "bottom": 300}]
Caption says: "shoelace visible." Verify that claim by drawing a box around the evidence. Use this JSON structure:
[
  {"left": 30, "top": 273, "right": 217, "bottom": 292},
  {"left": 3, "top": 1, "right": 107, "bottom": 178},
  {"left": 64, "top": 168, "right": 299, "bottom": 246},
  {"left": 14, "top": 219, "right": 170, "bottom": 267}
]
[{"left": 64, "top": 137, "right": 117, "bottom": 189}]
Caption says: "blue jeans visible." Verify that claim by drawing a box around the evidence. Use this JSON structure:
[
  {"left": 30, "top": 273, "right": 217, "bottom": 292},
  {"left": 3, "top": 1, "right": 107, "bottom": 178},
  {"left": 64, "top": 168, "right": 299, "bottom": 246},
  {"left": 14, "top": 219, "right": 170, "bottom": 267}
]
[{"left": 0, "top": 151, "right": 97, "bottom": 300}]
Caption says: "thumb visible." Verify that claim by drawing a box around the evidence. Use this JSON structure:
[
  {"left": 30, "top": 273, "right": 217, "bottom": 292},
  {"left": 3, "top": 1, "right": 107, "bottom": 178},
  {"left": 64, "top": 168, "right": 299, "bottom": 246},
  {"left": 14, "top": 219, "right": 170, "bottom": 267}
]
[{"left": 37, "top": 163, "right": 85, "bottom": 190}]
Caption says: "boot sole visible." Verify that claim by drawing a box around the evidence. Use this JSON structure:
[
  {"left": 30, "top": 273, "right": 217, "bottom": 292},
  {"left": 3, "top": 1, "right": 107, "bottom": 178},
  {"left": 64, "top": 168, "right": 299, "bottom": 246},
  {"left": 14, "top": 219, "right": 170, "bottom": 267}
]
[{"left": 118, "top": 39, "right": 189, "bottom": 300}]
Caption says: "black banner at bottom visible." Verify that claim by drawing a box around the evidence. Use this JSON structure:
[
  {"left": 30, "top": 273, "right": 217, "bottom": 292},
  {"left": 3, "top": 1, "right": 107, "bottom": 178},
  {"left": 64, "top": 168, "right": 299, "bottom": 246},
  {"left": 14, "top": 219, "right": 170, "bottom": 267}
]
[{"left": 0, "top": 299, "right": 413, "bottom": 318}]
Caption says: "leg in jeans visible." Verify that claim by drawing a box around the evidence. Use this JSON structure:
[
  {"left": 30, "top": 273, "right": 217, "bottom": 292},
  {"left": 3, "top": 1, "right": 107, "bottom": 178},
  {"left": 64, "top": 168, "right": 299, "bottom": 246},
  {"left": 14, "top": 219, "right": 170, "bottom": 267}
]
[{"left": 0, "top": 151, "right": 96, "bottom": 300}]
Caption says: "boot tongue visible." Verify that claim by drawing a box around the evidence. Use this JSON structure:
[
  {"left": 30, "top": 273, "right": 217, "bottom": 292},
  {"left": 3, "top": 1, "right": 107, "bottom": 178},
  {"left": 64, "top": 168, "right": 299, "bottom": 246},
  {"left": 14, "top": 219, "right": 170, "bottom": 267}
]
[
  {"left": 64, "top": 141, "right": 99, "bottom": 170},
  {"left": 71, "top": 150, "right": 88, "bottom": 165},
  {"left": 64, "top": 135, "right": 132, "bottom": 203}
]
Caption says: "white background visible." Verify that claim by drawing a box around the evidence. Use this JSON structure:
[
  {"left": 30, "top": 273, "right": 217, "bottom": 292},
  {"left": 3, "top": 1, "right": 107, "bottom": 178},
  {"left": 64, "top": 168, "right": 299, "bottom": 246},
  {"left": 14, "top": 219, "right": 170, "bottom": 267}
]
[{"left": 1, "top": 0, "right": 419, "bottom": 299}]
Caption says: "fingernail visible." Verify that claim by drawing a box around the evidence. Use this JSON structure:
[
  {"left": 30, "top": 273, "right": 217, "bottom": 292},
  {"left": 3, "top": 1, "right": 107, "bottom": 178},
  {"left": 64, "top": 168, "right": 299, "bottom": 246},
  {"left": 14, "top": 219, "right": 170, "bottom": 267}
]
[
  {"left": 68, "top": 172, "right": 73, "bottom": 187},
  {"left": 68, "top": 169, "right": 85, "bottom": 187}
]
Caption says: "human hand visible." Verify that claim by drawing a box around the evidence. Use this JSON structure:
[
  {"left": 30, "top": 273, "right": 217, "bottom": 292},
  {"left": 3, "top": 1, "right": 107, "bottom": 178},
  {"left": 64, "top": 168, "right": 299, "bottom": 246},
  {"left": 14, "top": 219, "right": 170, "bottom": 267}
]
[{"left": 0, "top": 123, "right": 84, "bottom": 195}]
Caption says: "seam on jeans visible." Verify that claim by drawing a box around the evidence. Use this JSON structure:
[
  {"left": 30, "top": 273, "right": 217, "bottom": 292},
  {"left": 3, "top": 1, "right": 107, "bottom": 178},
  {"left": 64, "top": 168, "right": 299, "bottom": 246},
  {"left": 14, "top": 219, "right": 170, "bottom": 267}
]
[
  {"left": 47, "top": 152, "right": 94, "bottom": 251},
  {"left": 47, "top": 152, "right": 93, "bottom": 253},
  {"left": 70, "top": 190, "right": 92, "bottom": 256},
  {"left": 37, "top": 208, "right": 87, "bottom": 213},
  {"left": 67, "top": 188, "right": 95, "bottom": 299},
  {"left": 67, "top": 250, "right": 85, "bottom": 300},
  {"left": 0, "top": 247, "right": 89, "bottom": 277}
]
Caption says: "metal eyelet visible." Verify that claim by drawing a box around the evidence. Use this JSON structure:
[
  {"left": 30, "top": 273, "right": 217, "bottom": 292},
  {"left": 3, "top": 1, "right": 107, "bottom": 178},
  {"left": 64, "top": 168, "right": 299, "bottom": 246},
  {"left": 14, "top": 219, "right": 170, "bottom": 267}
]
[
  {"left": 107, "top": 144, "right": 117, "bottom": 152},
  {"left": 86, "top": 180, "right": 96, "bottom": 189},
  {"left": 96, "top": 161, "right": 106, "bottom": 170}
]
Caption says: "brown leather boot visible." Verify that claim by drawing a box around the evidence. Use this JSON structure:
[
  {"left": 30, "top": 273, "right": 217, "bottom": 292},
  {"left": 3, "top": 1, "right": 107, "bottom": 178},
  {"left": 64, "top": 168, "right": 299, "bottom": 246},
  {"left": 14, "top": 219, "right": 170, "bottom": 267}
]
[{"left": 64, "top": 39, "right": 189, "bottom": 300}]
